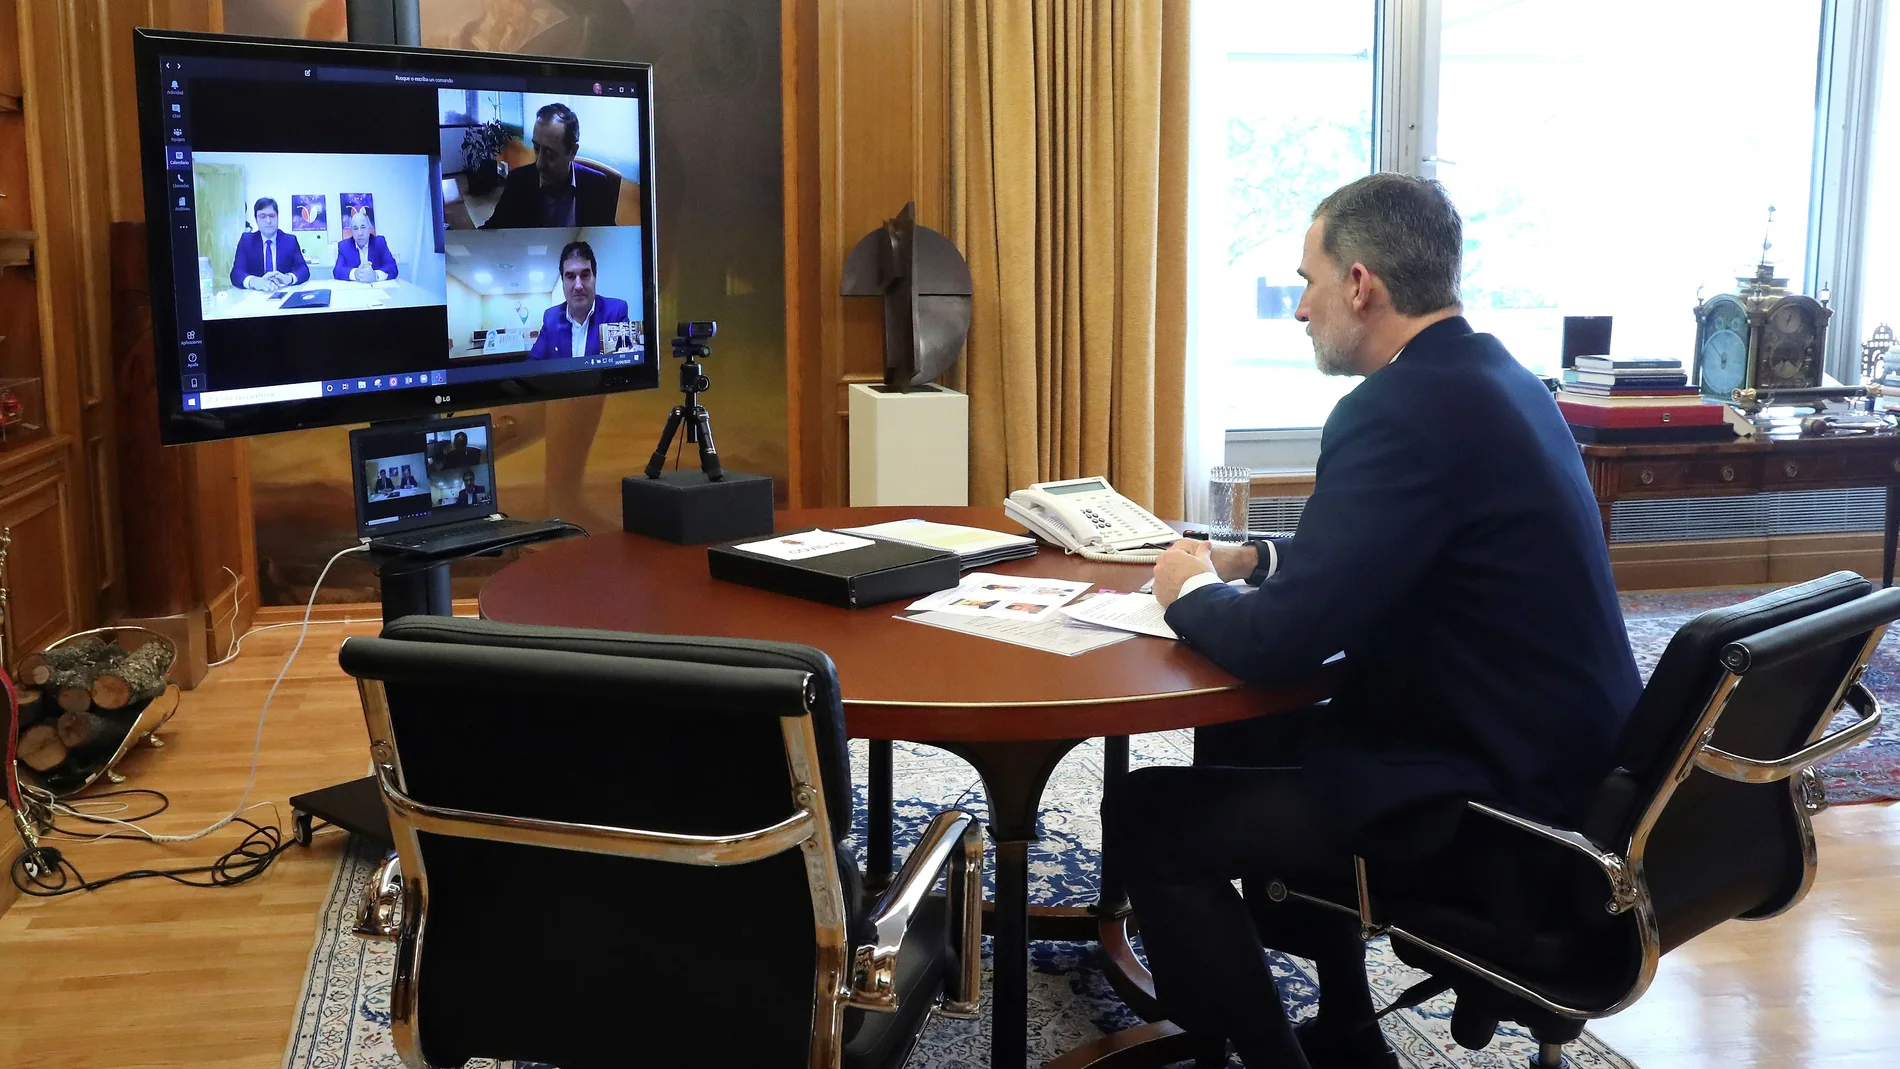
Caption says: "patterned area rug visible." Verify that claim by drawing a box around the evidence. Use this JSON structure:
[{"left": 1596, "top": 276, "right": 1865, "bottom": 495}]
[
  {"left": 284, "top": 585, "right": 1900, "bottom": 1068},
  {"left": 1620, "top": 586, "right": 1900, "bottom": 805},
  {"left": 282, "top": 732, "right": 1637, "bottom": 1069}
]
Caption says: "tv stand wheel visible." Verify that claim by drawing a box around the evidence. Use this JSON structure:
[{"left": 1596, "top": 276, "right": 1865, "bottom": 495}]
[{"left": 293, "top": 809, "right": 314, "bottom": 848}]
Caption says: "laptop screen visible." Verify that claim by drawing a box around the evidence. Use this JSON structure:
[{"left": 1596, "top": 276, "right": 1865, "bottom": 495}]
[{"left": 349, "top": 414, "right": 498, "bottom": 538}]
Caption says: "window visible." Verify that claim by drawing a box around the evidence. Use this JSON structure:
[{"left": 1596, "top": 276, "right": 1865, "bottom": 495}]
[
  {"left": 1190, "top": 1, "right": 1376, "bottom": 436},
  {"left": 1196, "top": 0, "right": 1840, "bottom": 453},
  {"left": 1860, "top": 5, "right": 1900, "bottom": 356}
]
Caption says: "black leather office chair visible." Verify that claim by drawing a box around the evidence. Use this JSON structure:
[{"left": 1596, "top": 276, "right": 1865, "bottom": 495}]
[
  {"left": 1062, "top": 572, "right": 1896, "bottom": 1069},
  {"left": 1286, "top": 571, "right": 1899, "bottom": 1067},
  {"left": 341, "top": 616, "right": 983, "bottom": 1069}
]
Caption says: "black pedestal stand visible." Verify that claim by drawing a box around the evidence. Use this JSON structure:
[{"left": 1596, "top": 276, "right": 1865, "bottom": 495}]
[{"left": 287, "top": 534, "right": 575, "bottom": 847}]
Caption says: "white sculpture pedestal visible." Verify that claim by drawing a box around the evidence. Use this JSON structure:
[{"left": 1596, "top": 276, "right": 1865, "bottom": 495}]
[{"left": 848, "top": 383, "right": 969, "bottom": 506}]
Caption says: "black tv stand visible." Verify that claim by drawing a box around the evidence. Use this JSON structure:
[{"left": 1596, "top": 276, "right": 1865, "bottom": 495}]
[{"left": 288, "top": 525, "right": 579, "bottom": 848}]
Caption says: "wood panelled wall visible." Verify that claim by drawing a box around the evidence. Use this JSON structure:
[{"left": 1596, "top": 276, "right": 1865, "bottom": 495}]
[
  {"left": 9, "top": 0, "right": 253, "bottom": 662},
  {"left": 785, "top": 0, "right": 949, "bottom": 507}
]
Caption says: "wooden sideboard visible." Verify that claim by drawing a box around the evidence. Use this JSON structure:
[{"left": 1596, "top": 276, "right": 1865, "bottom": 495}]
[{"left": 1578, "top": 435, "right": 1900, "bottom": 586}]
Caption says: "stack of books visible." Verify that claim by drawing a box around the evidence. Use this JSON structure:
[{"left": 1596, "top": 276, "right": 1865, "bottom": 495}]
[{"left": 1558, "top": 356, "right": 1732, "bottom": 444}]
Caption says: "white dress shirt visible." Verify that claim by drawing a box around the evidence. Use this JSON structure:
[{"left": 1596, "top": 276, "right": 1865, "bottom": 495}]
[{"left": 567, "top": 299, "right": 595, "bottom": 360}]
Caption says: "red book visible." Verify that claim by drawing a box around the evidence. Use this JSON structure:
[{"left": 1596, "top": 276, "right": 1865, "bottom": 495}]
[{"left": 1557, "top": 398, "right": 1727, "bottom": 428}]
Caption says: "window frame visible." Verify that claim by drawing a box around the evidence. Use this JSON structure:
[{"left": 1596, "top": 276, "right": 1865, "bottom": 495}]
[{"left": 1216, "top": 0, "right": 1874, "bottom": 466}]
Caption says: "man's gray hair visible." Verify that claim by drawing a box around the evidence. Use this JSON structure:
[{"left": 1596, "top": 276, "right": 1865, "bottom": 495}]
[{"left": 1312, "top": 173, "right": 1462, "bottom": 317}]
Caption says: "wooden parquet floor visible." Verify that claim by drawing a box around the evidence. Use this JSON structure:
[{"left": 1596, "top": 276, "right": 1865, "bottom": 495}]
[{"left": 0, "top": 616, "right": 1896, "bottom": 1068}]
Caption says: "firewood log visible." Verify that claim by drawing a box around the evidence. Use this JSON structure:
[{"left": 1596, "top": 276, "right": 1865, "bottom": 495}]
[
  {"left": 92, "top": 640, "right": 172, "bottom": 709},
  {"left": 15, "top": 652, "right": 49, "bottom": 687},
  {"left": 57, "top": 708, "right": 115, "bottom": 750},
  {"left": 19, "top": 723, "right": 66, "bottom": 771},
  {"left": 15, "top": 687, "right": 44, "bottom": 728},
  {"left": 56, "top": 685, "right": 93, "bottom": 716}
]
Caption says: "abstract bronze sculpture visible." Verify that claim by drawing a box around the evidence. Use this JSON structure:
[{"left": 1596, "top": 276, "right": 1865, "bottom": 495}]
[{"left": 841, "top": 203, "right": 973, "bottom": 392}]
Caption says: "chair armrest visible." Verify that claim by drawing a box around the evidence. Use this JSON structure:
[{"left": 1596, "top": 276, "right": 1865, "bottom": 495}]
[
  {"left": 351, "top": 851, "right": 405, "bottom": 941},
  {"left": 1464, "top": 800, "right": 1638, "bottom": 916},
  {"left": 1694, "top": 681, "right": 1881, "bottom": 785},
  {"left": 848, "top": 809, "right": 982, "bottom": 1014}
]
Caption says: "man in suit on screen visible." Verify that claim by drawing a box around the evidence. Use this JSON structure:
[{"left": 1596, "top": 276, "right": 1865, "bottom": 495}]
[
  {"left": 333, "top": 212, "right": 399, "bottom": 282},
  {"left": 482, "top": 102, "right": 620, "bottom": 229},
  {"left": 1107, "top": 174, "right": 1642, "bottom": 1069},
  {"left": 230, "top": 198, "right": 311, "bottom": 292},
  {"left": 528, "top": 241, "right": 630, "bottom": 361}
]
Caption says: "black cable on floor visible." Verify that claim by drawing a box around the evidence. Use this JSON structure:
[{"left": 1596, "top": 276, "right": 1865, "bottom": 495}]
[{"left": 9, "top": 813, "right": 320, "bottom": 897}]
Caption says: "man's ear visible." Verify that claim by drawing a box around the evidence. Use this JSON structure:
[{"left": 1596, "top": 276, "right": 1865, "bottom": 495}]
[{"left": 1346, "top": 262, "right": 1376, "bottom": 312}]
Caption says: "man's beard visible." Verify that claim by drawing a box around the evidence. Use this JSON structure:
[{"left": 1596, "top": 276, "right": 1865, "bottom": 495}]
[{"left": 1311, "top": 320, "right": 1363, "bottom": 377}]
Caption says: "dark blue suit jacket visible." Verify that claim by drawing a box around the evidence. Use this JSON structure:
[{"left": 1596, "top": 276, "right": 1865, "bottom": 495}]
[
  {"left": 332, "top": 235, "right": 399, "bottom": 281},
  {"left": 528, "top": 296, "right": 630, "bottom": 361},
  {"left": 229, "top": 230, "right": 310, "bottom": 288},
  {"left": 1165, "top": 316, "right": 1639, "bottom": 848}
]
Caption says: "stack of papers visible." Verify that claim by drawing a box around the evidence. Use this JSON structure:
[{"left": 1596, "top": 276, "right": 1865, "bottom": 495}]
[
  {"left": 905, "top": 573, "right": 1092, "bottom": 622},
  {"left": 841, "top": 518, "right": 1038, "bottom": 570},
  {"left": 1058, "top": 592, "right": 1178, "bottom": 639}
]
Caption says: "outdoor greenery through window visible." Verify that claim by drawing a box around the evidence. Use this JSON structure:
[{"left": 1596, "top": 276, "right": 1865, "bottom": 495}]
[{"left": 1196, "top": 0, "right": 1828, "bottom": 435}]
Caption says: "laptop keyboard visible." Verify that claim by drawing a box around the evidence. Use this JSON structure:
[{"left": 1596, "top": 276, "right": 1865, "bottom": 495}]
[{"left": 370, "top": 517, "right": 565, "bottom": 558}]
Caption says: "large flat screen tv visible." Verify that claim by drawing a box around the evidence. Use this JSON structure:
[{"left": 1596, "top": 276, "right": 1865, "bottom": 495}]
[{"left": 134, "top": 28, "right": 661, "bottom": 445}]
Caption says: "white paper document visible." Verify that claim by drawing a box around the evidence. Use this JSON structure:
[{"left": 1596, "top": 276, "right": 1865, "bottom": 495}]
[
  {"left": 839, "top": 518, "right": 1037, "bottom": 559},
  {"left": 904, "top": 573, "right": 1092, "bottom": 621},
  {"left": 900, "top": 610, "right": 1133, "bottom": 656},
  {"left": 732, "top": 530, "right": 875, "bottom": 561},
  {"left": 1058, "top": 591, "right": 1179, "bottom": 640}
]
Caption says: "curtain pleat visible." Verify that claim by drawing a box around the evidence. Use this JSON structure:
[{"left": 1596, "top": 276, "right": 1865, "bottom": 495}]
[{"left": 949, "top": 0, "right": 1188, "bottom": 515}]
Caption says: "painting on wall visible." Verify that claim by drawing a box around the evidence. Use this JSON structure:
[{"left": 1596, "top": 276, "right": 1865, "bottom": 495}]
[
  {"left": 239, "top": 0, "right": 790, "bottom": 605},
  {"left": 341, "top": 193, "right": 375, "bottom": 226},
  {"left": 290, "top": 193, "right": 327, "bottom": 231}
]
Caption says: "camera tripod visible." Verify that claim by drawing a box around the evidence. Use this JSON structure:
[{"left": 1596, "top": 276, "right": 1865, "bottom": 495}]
[{"left": 645, "top": 326, "right": 723, "bottom": 481}]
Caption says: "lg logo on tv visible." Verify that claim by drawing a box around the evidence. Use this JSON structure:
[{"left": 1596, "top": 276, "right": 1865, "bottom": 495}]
[{"left": 434, "top": 394, "right": 450, "bottom": 405}]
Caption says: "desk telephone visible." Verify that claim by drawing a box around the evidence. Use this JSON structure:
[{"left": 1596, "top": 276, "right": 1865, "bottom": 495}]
[{"left": 1004, "top": 477, "right": 1179, "bottom": 562}]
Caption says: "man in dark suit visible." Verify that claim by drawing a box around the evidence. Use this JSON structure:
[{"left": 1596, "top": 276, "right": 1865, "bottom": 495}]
[
  {"left": 1107, "top": 174, "right": 1641, "bottom": 1069},
  {"left": 481, "top": 102, "right": 620, "bottom": 229},
  {"left": 333, "top": 212, "right": 399, "bottom": 282},
  {"left": 229, "top": 198, "right": 310, "bottom": 292},
  {"left": 528, "top": 241, "right": 631, "bottom": 361}
]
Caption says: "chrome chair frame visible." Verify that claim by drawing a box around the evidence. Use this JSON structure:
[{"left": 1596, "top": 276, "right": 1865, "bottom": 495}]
[
  {"left": 349, "top": 677, "right": 984, "bottom": 1069},
  {"left": 1279, "top": 624, "right": 1887, "bottom": 1024}
]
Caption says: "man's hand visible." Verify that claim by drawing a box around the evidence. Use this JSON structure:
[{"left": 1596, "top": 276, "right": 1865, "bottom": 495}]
[
  {"left": 352, "top": 265, "right": 376, "bottom": 283},
  {"left": 1152, "top": 539, "right": 1217, "bottom": 608},
  {"left": 1207, "top": 541, "right": 1259, "bottom": 582}
]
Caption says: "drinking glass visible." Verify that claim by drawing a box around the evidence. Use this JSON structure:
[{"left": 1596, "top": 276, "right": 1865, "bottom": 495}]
[{"left": 1208, "top": 466, "right": 1251, "bottom": 543}]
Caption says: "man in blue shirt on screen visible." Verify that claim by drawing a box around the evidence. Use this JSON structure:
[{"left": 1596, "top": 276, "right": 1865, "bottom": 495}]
[
  {"left": 230, "top": 198, "right": 310, "bottom": 292},
  {"left": 528, "top": 241, "right": 630, "bottom": 361}
]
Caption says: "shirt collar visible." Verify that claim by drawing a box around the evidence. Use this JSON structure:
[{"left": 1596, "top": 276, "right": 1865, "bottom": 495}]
[{"left": 566, "top": 299, "right": 596, "bottom": 328}]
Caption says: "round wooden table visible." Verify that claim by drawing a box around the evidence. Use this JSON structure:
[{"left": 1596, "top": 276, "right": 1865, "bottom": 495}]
[{"left": 479, "top": 506, "right": 1334, "bottom": 1069}]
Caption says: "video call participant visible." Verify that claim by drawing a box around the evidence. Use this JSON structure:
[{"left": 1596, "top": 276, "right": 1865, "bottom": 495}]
[
  {"left": 230, "top": 198, "right": 311, "bottom": 292},
  {"left": 436, "top": 431, "right": 483, "bottom": 472},
  {"left": 399, "top": 465, "right": 418, "bottom": 490},
  {"left": 1111, "top": 175, "right": 1641, "bottom": 1069},
  {"left": 482, "top": 102, "right": 620, "bottom": 229},
  {"left": 334, "top": 213, "right": 399, "bottom": 283},
  {"left": 373, "top": 468, "right": 393, "bottom": 494},
  {"left": 528, "top": 241, "right": 630, "bottom": 361},
  {"left": 455, "top": 469, "right": 487, "bottom": 507}
]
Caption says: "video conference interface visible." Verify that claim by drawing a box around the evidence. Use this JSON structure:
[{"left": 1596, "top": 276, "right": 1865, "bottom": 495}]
[
  {"left": 159, "top": 55, "right": 649, "bottom": 414},
  {"left": 356, "top": 420, "right": 495, "bottom": 532}
]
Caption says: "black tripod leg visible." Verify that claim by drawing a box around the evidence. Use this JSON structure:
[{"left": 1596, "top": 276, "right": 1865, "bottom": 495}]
[
  {"left": 645, "top": 407, "right": 686, "bottom": 478},
  {"left": 692, "top": 407, "right": 724, "bottom": 481}
]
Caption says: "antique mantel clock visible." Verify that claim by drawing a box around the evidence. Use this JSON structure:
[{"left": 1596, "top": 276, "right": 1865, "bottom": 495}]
[{"left": 1693, "top": 212, "right": 1831, "bottom": 399}]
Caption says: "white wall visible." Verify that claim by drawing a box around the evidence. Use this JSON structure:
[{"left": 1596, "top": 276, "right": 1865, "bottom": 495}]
[{"left": 193, "top": 151, "right": 445, "bottom": 296}]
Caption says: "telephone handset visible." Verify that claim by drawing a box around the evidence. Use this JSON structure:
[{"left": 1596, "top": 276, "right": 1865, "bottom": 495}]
[{"left": 1004, "top": 477, "right": 1179, "bottom": 563}]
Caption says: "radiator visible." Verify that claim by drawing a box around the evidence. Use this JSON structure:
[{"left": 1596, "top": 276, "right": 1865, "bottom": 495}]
[{"left": 1249, "top": 488, "right": 1887, "bottom": 544}]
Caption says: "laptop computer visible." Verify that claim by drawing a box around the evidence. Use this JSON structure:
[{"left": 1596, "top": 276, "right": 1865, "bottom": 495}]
[
  {"left": 348, "top": 413, "right": 569, "bottom": 558},
  {"left": 283, "top": 288, "right": 332, "bottom": 309}
]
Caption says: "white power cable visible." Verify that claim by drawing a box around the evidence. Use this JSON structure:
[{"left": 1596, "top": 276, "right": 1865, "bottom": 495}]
[{"left": 71, "top": 544, "right": 369, "bottom": 844}]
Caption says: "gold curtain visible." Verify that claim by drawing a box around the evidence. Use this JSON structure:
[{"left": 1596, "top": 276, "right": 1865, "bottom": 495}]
[{"left": 949, "top": 0, "right": 1189, "bottom": 514}]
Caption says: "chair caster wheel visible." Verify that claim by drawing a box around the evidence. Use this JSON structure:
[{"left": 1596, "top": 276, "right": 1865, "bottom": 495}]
[{"left": 293, "top": 810, "right": 314, "bottom": 847}]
